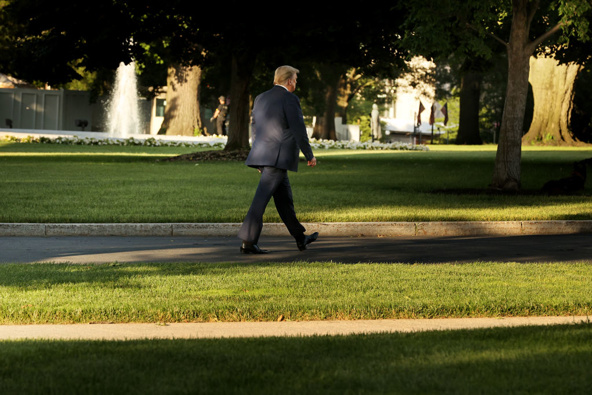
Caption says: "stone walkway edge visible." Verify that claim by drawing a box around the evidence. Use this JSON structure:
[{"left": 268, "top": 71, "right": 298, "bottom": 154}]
[
  {"left": 2, "top": 220, "right": 592, "bottom": 237},
  {"left": 0, "top": 316, "right": 590, "bottom": 340}
]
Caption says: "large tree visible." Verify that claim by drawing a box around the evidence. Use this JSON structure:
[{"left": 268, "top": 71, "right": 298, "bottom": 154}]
[
  {"left": 136, "top": 9, "right": 208, "bottom": 137},
  {"left": 522, "top": 56, "right": 584, "bottom": 145},
  {"left": 307, "top": 62, "right": 349, "bottom": 141},
  {"left": 456, "top": 57, "right": 491, "bottom": 144},
  {"left": 0, "top": 0, "right": 139, "bottom": 84},
  {"left": 2, "top": 2, "right": 409, "bottom": 149},
  {"left": 157, "top": 63, "right": 203, "bottom": 136},
  {"left": 486, "top": 0, "right": 591, "bottom": 190},
  {"left": 209, "top": 3, "right": 407, "bottom": 149},
  {"left": 403, "top": 0, "right": 592, "bottom": 190},
  {"left": 335, "top": 68, "right": 375, "bottom": 125},
  {"left": 1, "top": 0, "right": 212, "bottom": 137},
  {"left": 521, "top": 11, "right": 592, "bottom": 146},
  {"left": 401, "top": 1, "right": 505, "bottom": 145}
]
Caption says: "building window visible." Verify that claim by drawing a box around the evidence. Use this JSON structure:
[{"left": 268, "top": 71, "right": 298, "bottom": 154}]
[{"left": 155, "top": 99, "right": 166, "bottom": 117}]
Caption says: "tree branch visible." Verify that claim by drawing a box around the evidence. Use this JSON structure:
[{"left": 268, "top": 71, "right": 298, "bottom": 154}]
[
  {"left": 466, "top": 22, "right": 508, "bottom": 48},
  {"left": 348, "top": 80, "right": 372, "bottom": 101},
  {"left": 527, "top": 0, "right": 541, "bottom": 25},
  {"left": 529, "top": 21, "right": 565, "bottom": 52},
  {"left": 490, "top": 32, "right": 510, "bottom": 48}
]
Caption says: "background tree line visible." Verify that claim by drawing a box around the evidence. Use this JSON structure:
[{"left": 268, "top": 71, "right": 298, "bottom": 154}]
[{"left": 1, "top": 0, "right": 591, "bottom": 191}]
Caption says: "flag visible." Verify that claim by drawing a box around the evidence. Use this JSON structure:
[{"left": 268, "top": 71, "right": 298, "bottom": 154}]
[
  {"left": 441, "top": 102, "right": 448, "bottom": 126},
  {"left": 429, "top": 103, "right": 435, "bottom": 125},
  {"left": 417, "top": 102, "right": 424, "bottom": 125}
]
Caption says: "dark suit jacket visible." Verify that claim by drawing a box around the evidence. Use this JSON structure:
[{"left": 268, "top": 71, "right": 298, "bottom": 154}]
[{"left": 245, "top": 85, "right": 314, "bottom": 172}]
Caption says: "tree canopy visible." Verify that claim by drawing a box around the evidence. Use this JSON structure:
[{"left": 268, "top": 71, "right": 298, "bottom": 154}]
[
  {"left": 401, "top": 0, "right": 592, "bottom": 190},
  {"left": 2, "top": 0, "right": 591, "bottom": 177}
]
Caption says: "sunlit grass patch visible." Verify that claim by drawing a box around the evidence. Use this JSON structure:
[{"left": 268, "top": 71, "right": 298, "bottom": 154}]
[
  {"left": 1, "top": 261, "right": 590, "bottom": 324},
  {"left": 1, "top": 143, "right": 592, "bottom": 222}
]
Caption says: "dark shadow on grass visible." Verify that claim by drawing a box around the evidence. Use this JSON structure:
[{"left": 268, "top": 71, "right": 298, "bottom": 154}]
[
  {"left": 0, "top": 323, "right": 590, "bottom": 394},
  {"left": 159, "top": 149, "right": 249, "bottom": 162},
  {"left": 431, "top": 187, "right": 592, "bottom": 197}
]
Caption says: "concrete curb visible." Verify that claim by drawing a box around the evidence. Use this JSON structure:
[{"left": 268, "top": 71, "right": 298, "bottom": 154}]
[
  {"left": 1, "top": 221, "right": 592, "bottom": 237},
  {"left": 0, "top": 316, "right": 589, "bottom": 340}
]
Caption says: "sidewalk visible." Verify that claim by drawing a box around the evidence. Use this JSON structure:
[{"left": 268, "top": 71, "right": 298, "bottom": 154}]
[
  {"left": 2, "top": 233, "right": 592, "bottom": 264},
  {"left": 0, "top": 316, "right": 589, "bottom": 340},
  {"left": 2, "top": 220, "right": 592, "bottom": 237}
]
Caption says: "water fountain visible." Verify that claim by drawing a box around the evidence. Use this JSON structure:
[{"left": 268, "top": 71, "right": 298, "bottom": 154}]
[
  {"left": 1, "top": 59, "right": 227, "bottom": 146},
  {"left": 107, "top": 61, "right": 141, "bottom": 138}
]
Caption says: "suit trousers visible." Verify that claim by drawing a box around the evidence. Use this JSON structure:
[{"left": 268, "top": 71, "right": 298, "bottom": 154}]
[{"left": 238, "top": 166, "right": 306, "bottom": 244}]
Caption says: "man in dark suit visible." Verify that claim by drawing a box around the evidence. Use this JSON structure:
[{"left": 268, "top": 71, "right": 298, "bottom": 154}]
[{"left": 238, "top": 65, "right": 318, "bottom": 254}]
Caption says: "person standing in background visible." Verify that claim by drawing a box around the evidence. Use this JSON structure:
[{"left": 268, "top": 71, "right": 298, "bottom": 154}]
[{"left": 211, "top": 96, "right": 228, "bottom": 135}]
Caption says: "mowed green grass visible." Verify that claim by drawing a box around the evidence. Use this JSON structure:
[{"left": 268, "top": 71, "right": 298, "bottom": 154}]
[
  {"left": 1, "top": 142, "right": 592, "bottom": 222},
  {"left": 1, "top": 260, "right": 590, "bottom": 394},
  {"left": 1, "top": 261, "right": 590, "bottom": 324},
  {"left": 1, "top": 323, "right": 591, "bottom": 394},
  {"left": 1, "top": 142, "right": 591, "bottom": 394}
]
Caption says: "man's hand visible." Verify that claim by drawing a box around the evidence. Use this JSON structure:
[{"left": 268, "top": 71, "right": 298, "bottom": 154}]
[{"left": 307, "top": 157, "right": 317, "bottom": 167}]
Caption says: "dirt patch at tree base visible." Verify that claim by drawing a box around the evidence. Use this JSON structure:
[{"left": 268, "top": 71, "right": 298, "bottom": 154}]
[{"left": 160, "top": 149, "right": 250, "bottom": 162}]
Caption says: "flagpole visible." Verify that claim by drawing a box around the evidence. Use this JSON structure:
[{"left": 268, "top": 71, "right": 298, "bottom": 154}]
[{"left": 429, "top": 102, "right": 435, "bottom": 144}]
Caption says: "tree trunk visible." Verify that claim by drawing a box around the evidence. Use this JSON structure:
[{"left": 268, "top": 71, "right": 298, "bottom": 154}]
[
  {"left": 336, "top": 74, "right": 349, "bottom": 124},
  {"left": 335, "top": 69, "right": 364, "bottom": 125},
  {"left": 312, "top": 111, "right": 337, "bottom": 140},
  {"left": 456, "top": 69, "right": 483, "bottom": 144},
  {"left": 160, "top": 63, "right": 202, "bottom": 136},
  {"left": 320, "top": 80, "right": 338, "bottom": 140},
  {"left": 490, "top": 0, "right": 536, "bottom": 191},
  {"left": 308, "top": 64, "right": 345, "bottom": 140},
  {"left": 522, "top": 56, "right": 582, "bottom": 145},
  {"left": 224, "top": 51, "right": 256, "bottom": 151},
  {"left": 312, "top": 114, "right": 324, "bottom": 139}
]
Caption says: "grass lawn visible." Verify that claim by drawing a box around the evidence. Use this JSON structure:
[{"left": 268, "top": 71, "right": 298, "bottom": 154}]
[
  {"left": 2, "top": 261, "right": 590, "bottom": 324},
  {"left": 1, "top": 323, "right": 591, "bottom": 394},
  {"left": 0, "top": 259, "right": 587, "bottom": 393},
  {"left": 1, "top": 142, "right": 592, "bottom": 223},
  {"left": 1, "top": 142, "right": 591, "bottom": 394}
]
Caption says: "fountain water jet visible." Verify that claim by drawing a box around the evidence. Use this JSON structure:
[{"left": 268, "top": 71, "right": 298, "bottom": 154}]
[{"left": 107, "top": 61, "right": 141, "bottom": 138}]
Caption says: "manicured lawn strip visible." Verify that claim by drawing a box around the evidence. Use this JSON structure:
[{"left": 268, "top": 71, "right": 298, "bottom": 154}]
[
  {"left": 1, "top": 262, "right": 590, "bottom": 324},
  {"left": 2, "top": 143, "right": 592, "bottom": 222},
  {"left": 0, "top": 323, "right": 590, "bottom": 394}
]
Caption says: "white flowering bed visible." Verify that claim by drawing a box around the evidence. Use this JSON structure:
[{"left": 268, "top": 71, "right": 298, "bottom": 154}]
[
  {"left": 309, "top": 138, "right": 429, "bottom": 151},
  {"left": 1, "top": 134, "right": 429, "bottom": 151},
  {"left": 1, "top": 135, "right": 227, "bottom": 149}
]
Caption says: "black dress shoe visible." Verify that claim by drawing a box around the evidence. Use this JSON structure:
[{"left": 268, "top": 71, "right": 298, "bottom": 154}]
[
  {"left": 240, "top": 243, "right": 269, "bottom": 254},
  {"left": 296, "top": 232, "right": 319, "bottom": 251}
]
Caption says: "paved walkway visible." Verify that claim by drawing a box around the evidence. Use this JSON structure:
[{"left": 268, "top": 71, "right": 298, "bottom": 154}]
[
  {"left": 1, "top": 233, "right": 592, "bottom": 264},
  {"left": 1, "top": 317, "right": 589, "bottom": 340}
]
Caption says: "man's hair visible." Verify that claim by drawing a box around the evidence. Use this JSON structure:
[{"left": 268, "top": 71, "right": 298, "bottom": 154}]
[{"left": 274, "top": 65, "right": 299, "bottom": 85}]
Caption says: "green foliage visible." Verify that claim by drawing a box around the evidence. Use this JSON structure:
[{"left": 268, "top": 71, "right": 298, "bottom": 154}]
[
  {"left": 61, "top": 66, "right": 97, "bottom": 91},
  {"left": 554, "top": 0, "right": 592, "bottom": 43},
  {"left": 358, "top": 115, "right": 372, "bottom": 143},
  {"left": 402, "top": 0, "right": 592, "bottom": 150}
]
